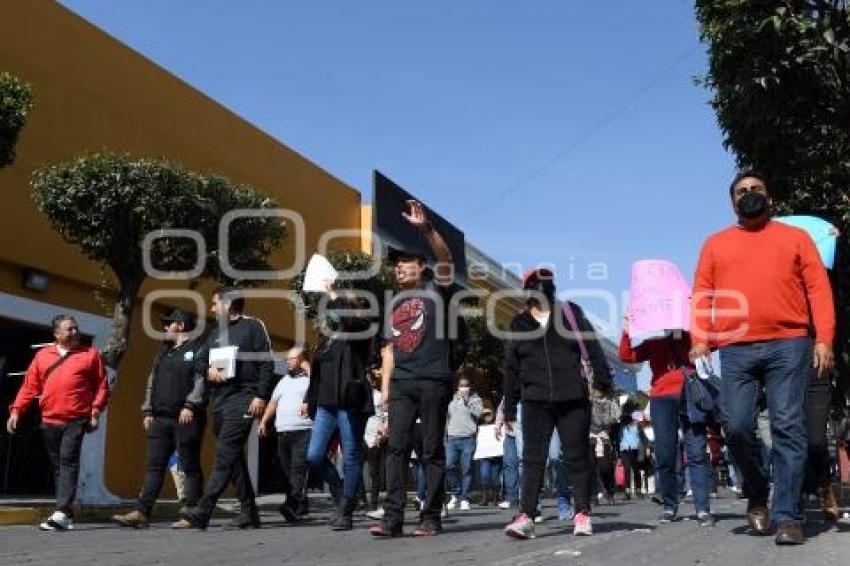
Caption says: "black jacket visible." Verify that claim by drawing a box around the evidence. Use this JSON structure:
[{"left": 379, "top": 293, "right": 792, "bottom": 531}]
[
  {"left": 141, "top": 340, "right": 207, "bottom": 417},
  {"left": 305, "top": 298, "right": 374, "bottom": 418},
  {"left": 199, "top": 316, "right": 275, "bottom": 411},
  {"left": 503, "top": 301, "right": 612, "bottom": 421}
]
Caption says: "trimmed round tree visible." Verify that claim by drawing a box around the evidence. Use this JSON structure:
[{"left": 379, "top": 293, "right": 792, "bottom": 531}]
[
  {"left": 32, "top": 152, "right": 286, "bottom": 370},
  {"left": 0, "top": 71, "right": 34, "bottom": 167}
]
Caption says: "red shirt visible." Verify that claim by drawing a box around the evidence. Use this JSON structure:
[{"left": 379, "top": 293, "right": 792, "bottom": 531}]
[
  {"left": 11, "top": 344, "right": 109, "bottom": 425},
  {"left": 619, "top": 332, "right": 691, "bottom": 398},
  {"left": 692, "top": 221, "right": 835, "bottom": 348}
]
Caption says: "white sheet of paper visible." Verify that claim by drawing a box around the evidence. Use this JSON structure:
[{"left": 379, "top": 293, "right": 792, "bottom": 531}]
[
  {"left": 303, "top": 254, "right": 339, "bottom": 292},
  {"left": 473, "top": 424, "right": 504, "bottom": 459},
  {"left": 209, "top": 346, "right": 238, "bottom": 379}
]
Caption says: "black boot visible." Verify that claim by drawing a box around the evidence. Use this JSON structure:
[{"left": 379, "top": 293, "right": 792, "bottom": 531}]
[
  {"left": 225, "top": 504, "right": 261, "bottom": 530},
  {"left": 330, "top": 498, "right": 355, "bottom": 531}
]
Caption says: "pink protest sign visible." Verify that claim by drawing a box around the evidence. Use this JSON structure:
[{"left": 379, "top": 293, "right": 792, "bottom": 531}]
[{"left": 628, "top": 260, "right": 691, "bottom": 335}]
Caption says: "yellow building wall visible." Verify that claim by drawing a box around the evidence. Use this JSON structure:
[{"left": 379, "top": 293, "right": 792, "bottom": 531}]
[{"left": 0, "top": 0, "right": 363, "bottom": 497}]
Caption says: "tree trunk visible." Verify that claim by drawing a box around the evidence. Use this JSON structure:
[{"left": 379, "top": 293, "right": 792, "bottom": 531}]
[{"left": 100, "top": 275, "right": 144, "bottom": 371}]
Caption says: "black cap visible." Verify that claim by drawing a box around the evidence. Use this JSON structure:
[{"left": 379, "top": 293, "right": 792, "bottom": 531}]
[
  {"left": 387, "top": 244, "right": 428, "bottom": 263},
  {"left": 160, "top": 308, "right": 196, "bottom": 331}
]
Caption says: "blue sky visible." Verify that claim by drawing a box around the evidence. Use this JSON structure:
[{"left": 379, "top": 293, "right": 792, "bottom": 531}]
[{"left": 60, "top": 0, "right": 738, "bottom": 338}]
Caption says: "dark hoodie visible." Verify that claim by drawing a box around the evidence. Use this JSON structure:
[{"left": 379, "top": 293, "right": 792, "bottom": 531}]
[{"left": 502, "top": 301, "right": 611, "bottom": 421}]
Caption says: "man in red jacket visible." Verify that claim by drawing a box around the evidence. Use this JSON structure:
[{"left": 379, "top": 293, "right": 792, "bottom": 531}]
[
  {"left": 690, "top": 171, "right": 835, "bottom": 545},
  {"left": 6, "top": 314, "right": 109, "bottom": 531}
]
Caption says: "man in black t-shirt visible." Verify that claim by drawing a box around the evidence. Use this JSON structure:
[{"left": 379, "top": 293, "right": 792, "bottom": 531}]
[{"left": 370, "top": 200, "right": 458, "bottom": 538}]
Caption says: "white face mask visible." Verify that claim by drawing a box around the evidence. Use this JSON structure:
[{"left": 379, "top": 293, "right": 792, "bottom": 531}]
[{"left": 458, "top": 386, "right": 470, "bottom": 395}]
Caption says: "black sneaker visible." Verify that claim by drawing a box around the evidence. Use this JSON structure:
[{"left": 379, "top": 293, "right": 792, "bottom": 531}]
[
  {"left": 224, "top": 510, "right": 261, "bottom": 530},
  {"left": 658, "top": 509, "right": 677, "bottom": 523},
  {"left": 177, "top": 506, "right": 209, "bottom": 530},
  {"left": 696, "top": 511, "right": 715, "bottom": 527},
  {"left": 370, "top": 521, "right": 404, "bottom": 538},
  {"left": 278, "top": 502, "right": 299, "bottom": 523}
]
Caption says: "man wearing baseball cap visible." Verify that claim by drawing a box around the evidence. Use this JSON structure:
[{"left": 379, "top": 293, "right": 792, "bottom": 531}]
[
  {"left": 371, "top": 200, "right": 460, "bottom": 538},
  {"left": 113, "top": 308, "right": 208, "bottom": 528}
]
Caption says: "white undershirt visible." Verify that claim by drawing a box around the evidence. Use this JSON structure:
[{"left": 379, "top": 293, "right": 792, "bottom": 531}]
[{"left": 56, "top": 345, "right": 68, "bottom": 357}]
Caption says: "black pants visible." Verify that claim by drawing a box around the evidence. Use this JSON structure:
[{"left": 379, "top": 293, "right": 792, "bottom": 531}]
[
  {"left": 593, "top": 441, "right": 616, "bottom": 497},
  {"left": 620, "top": 449, "right": 641, "bottom": 492},
  {"left": 137, "top": 414, "right": 206, "bottom": 516},
  {"left": 384, "top": 379, "right": 452, "bottom": 528},
  {"left": 367, "top": 443, "right": 387, "bottom": 510},
  {"left": 198, "top": 400, "right": 256, "bottom": 517},
  {"left": 277, "top": 429, "right": 311, "bottom": 514},
  {"left": 41, "top": 418, "right": 88, "bottom": 516},
  {"left": 521, "top": 399, "right": 592, "bottom": 516},
  {"left": 804, "top": 380, "right": 832, "bottom": 494}
]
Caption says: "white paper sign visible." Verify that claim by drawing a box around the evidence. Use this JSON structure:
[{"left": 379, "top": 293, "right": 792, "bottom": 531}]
[
  {"left": 209, "top": 346, "right": 238, "bottom": 379},
  {"left": 304, "top": 254, "right": 339, "bottom": 293},
  {"left": 473, "top": 424, "right": 505, "bottom": 459}
]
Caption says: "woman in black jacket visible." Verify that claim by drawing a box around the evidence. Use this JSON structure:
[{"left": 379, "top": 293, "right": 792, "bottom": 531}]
[
  {"left": 303, "top": 284, "right": 374, "bottom": 530},
  {"left": 502, "top": 267, "right": 611, "bottom": 540}
]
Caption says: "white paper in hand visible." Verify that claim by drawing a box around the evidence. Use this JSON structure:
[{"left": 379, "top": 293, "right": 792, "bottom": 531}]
[
  {"left": 303, "top": 254, "right": 338, "bottom": 292},
  {"left": 209, "top": 346, "right": 238, "bottom": 379}
]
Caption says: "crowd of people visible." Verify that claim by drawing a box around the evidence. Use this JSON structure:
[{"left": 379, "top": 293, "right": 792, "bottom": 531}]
[{"left": 4, "top": 172, "right": 842, "bottom": 547}]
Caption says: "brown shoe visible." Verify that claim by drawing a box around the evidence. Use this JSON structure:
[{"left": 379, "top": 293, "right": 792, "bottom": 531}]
[
  {"left": 820, "top": 486, "right": 839, "bottom": 522},
  {"left": 774, "top": 522, "right": 804, "bottom": 545},
  {"left": 112, "top": 510, "right": 149, "bottom": 529},
  {"left": 171, "top": 518, "right": 193, "bottom": 529},
  {"left": 746, "top": 505, "right": 772, "bottom": 536}
]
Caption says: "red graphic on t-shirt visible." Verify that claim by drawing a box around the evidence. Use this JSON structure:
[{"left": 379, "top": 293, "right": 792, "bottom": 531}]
[{"left": 391, "top": 298, "right": 427, "bottom": 353}]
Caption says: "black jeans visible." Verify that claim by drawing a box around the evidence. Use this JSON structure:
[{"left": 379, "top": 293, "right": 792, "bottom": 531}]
[
  {"left": 804, "top": 379, "right": 832, "bottom": 494},
  {"left": 42, "top": 418, "right": 88, "bottom": 516},
  {"left": 367, "top": 443, "right": 387, "bottom": 510},
  {"left": 521, "top": 399, "right": 592, "bottom": 517},
  {"left": 198, "top": 399, "right": 256, "bottom": 517},
  {"left": 592, "top": 441, "right": 616, "bottom": 497},
  {"left": 384, "top": 379, "right": 452, "bottom": 528},
  {"left": 277, "top": 429, "right": 311, "bottom": 513},
  {"left": 137, "top": 414, "right": 206, "bottom": 516}
]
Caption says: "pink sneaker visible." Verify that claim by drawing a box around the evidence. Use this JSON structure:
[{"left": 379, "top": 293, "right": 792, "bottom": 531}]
[
  {"left": 573, "top": 511, "right": 593, "bottom": 536},
  {"left": 504, "top": 512, "right": 535, "bottom": 539}
]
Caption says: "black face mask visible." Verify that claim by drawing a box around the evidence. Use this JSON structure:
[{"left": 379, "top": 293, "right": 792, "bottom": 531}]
[
  {"left": 736, "top": 191, "right": 769, "bottom": 220},
  {"left": 526, "top": 278, "right": 556, "bottom": 304}
]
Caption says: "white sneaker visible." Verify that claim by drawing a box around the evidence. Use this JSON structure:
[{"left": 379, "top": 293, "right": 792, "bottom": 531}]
[
  {"left": 534, "top": 515, "right": 544, "bottom": 524},
  {"left": 497, "top": 500, "right": 511, "bottom": 509},
  {"left": 459, "top": 500, "right": 470, "bottom": 511},
  {"left": 40, "top": 511, "right": 74, "bottom": 531},
  {"left": 365, "top": 508, "right": 385, "bottom": 520},
  {"left": 446, "top": 495, "right": 458, "bottom": 510}
]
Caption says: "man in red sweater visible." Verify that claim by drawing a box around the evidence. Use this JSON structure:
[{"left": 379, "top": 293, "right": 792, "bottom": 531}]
[
  {"left": 690, "top": 171, "right": 835, "bottom": 546},
  {"left": 6, "top": 314, "right": 109, "bottom": 531}
]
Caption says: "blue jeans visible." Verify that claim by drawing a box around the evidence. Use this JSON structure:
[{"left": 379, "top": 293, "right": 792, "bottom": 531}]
[
  {"left": 479, "top": 458, "right": 503, "bottom": 493},
  {"left": 650, "top": 396, "right": 681, "bottom": 512},
  {"left": 446, "top": 436, "right": 476, "bottom": 501},
  {"left": 720, "top": 337, "right": 811, "bottom": 524},
  {"left": 415, "top": 461, "right": 427, "bottom": 500},
  {"left": 549, "top": 429, "right": 572, "bottom": 500},
  {"left": 681, "top": 411, "right": 711, "bottom": 513},
  {"left": 306, "top": 407, "right": 363, "bottom": 501},
  {"left": 502, "top": 435, "right": 520, "bottom": 503}
]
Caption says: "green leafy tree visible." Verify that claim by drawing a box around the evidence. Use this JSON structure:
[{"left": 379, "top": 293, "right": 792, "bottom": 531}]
[
  {"left": 32, "top": 152, "right": 286, "bottom": 370},
  {"left": 695, "top": 0, "right": 850, "bottom": 391},
  {"left": 461, "top": 314, "right": 505, "bottom": 407},
  {"left": 0, "top": 71, "right": 34, "bottom": 167}
]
